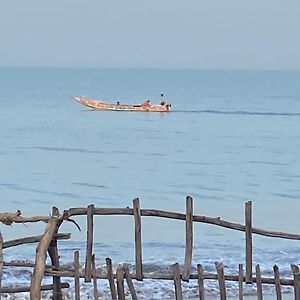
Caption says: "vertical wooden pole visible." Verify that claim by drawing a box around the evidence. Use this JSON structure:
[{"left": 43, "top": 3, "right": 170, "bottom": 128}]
[
  {"left": 106, "top": 257, "right": 117, "bottom": 300},
  {"left": 255, "top": 265, "right": 263, "bottom": 300},
  {"left": 245, "top": 201, "right": 253, "bottom": 283},
  {"left": 291, "top": 264, "right": 300, "bottom": 300},
  {"left": 0, "top": 232, "right": 3, "bottom": 298},
  {"left": 92, "top": 254, "right": 98, "bottom": 300},
  {"left": 273, "top": 265, "right": 282, "bottom": 300},
  {"left": 238, "top": 264, "right": 243, "bottom": 300},
  {"left": 215, "top": 262, "right": 226, "bottom": 300},
  {"left": 74, "top": 251, "right": 80, "bottom": 300},
  {"left": 197, "top": 264, "right": 205, "bottom": 300},
  {"left": 133, "top": 198, "right": 143, "bottom": 281},
  {"left": 48, "top": 207, "right": 62, "bottom": 300},
  {"left": 182, "top": 196, "right": 193, "bottom": 282},
  {"left": 172, "top": 263, "right": 183, "bottom": 300},
  {"left": 116, "top": 265, "right": 125, "bottom": 300},
  {"left": 123, "top": 264, "right": 138, "bottom": 300},
  {"left": 85, "top": 204, "right": 94, "bottom": 282},
  {"left": 30, "top": 207, "right": 61, "bottom": 300}
]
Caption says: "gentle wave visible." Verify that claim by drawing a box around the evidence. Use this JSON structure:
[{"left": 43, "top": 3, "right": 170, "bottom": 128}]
[{"left": 174, "top": 110, "right": 300, "bottom": 116}]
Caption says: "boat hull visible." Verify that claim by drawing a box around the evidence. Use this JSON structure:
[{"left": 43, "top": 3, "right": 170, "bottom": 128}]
[{"left": 72, "top": 96, "right": 171, "bottom": 112}]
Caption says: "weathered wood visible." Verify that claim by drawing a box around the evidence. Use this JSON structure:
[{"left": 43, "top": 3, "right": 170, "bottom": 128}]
[
  {"left": 74, "top": 251, "right": 80, "bottom": 300},
  {"left": 238, "top": 264, "right": 243, "bottom": 300},
  {"left": 30, "top": 207, "right": 62, "bottom": 300},
  {"left": 0, "top": 210, "right": 49, "bottom": 225},
  {"left": 106, "top": 257, "right": 117, "bottom": 300},
  {"left": 291, "top": 264, "right": 300, "bottom": 300},
  {"left": 85, "top": 204, "right": 94, "bottom": 282},
  {"left": 67, "top": 207, "right": 300, "bottom": 241},
  {"left": 215, "top": 262, "right": 226, "bottom": 300},
  {"left": 116, "top": 265, "right": 125, "bottom": 300},
  {"left": 0, "top": 232, "right": 3, "bottom": 297},
  {"left": 256, "top": 265, "right": 263, "bottom": 300},
  {"left": 1, "top": 283, "right": 69, "bottom": 293},
  {"left": 3, "top": 233, "right": 70, "bottom": 249},
  {"left": 197, "top": 264, "right": 205, "bottom": 300},
  {"left": 245, "top": 201, "right": 252, "bottom": 283},
  {"left": 172, "top": 263, "right": 183, "bottom": 300},
  {"left": 273, "top": 265, "right": 282, "bottom": 300},
  {"left": 42, "top": 268, "right": 295, "bottom": 286},
  {"left": 123, "top": 264, "right": 138, "bottom": 300},
  {"left": 92, "top": 254, "right": 99, "bottom": 299},
  {"left": 133, "top": 198, "right": 143, "bottom": 281},
  {"left": 47, "top": 207, "right": 62, "bottom": 300},
  {"left": 182, "top": 196, "right": 193, "bottom": 282}
]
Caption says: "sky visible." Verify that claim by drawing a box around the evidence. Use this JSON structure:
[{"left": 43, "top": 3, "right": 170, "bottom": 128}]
[{"left": 0, "top": 0, "right": 300, "bottom": 70}]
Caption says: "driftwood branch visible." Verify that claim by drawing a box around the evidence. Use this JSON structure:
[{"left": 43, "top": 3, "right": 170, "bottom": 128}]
[
  {"left": 0, "top": 211, "right": 49, "bottom": 225},
  {"left": 30, "top": 208, "right": 63, "bottom": 300}
]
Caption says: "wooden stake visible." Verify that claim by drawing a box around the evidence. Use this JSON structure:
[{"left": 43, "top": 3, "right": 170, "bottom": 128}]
[
  {"left": 215, "top": 262, "right": 226, "bottom": 300},
  {"left": 74, "top": 251, "right": 80, "bottom": 300},
  {"left": 48, "top": 207, "right": 62, "bottom": 300},
  {"left": 256, "top": 265, "right": 263, "bottom": 300},
  {"left": 273, "top": 265, "right": 282, "bottom": 300},
  {"left": 197, "top": 264, "right": 205, "bottom": 300},
  {"left": 238, "top": 264, "right": 243, "bottom": 300},
  {"left": 123, "top": 264, "right": 138, "bottom": 300},
  {"left": 182, "top": 196, "right": 193, "bottom": 282},
  {"left": 245, "top": 201, "right": 253, "bottom": 283},
  {"left": 30, "top": 207, "right": 62, "bottom": 300},
  {"left": 291, "top": 264, "right": 300, "bottom": 300},
  {"left": 116, "top": 265, "right": 125, "bottom": 300},
  {"left": 172, "top": 263, "right": 183, "bottom": 300},
  {"left": 133, "top": 198, "right": 143, "bottom": 281},
  {"left": 92, "top": 254, "right": 99, "bottom": 299},
  {"left": 85, "top": 204, "right": 94, "bottom": 282},
  {"left": 106, "top": 257, "right": 117, "bottom": 300}
]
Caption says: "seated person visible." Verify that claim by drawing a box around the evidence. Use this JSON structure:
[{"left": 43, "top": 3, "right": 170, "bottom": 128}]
[{"left": 141, "top": 99, "right": 151, "bottom": 107}]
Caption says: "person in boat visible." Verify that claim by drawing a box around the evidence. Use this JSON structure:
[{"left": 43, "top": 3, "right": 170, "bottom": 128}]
[
  {"left": 141, "top": 99, "right": 151, "bottom": 107},
  {"left": 160, "top": 93, "right": 166, "bottom": 106}
]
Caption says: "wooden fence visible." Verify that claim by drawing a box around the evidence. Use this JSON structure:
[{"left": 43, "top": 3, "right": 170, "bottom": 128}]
[{"left": 0, "top": 196, "right": 300, "bottom": 299}]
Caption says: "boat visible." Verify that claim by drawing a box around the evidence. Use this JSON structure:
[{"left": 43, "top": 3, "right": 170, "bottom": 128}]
[{"left": 72, "top": 96, "right": 171, "bottom": 112}]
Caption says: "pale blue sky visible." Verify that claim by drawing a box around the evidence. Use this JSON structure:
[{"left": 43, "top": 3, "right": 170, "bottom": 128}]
[{"left": 0, "top": 0, "right": 299, "bottom": 69}]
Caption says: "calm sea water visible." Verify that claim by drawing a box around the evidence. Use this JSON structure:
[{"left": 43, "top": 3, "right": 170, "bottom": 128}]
[{"left": 1, "top": 67, "right": 300, "bottom": 298}]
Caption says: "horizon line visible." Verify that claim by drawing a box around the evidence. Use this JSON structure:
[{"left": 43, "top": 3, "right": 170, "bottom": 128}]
[{"left": 0, "top": 65, "right": 300, "bottom": 72}]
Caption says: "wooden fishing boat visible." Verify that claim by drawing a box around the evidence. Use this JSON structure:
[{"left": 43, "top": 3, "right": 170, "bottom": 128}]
[{"left": 72, "top": 96, "right": 171, "bottom": 112}]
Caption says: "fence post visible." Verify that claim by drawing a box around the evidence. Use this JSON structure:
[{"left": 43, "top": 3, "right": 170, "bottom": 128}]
[
  {"left": 106, "top": 257, "right": 117, "bottom": 300},
  {"left": 215, "top": 262, "right": 226, "bottom": 300},
  {"left": 172, "top": 263, "right": 183, "bottom": 300},
  {"left": 74, "top": 251, "right": 80, "bottom": 300},
  {"left": 92, "top": 254, "right": 98, "bottom": 300},
  {"left": 123, "top": 264, "right": 138, "bottom": 300},
  {"left": 245, "top": 201, "right": 252, "bottom": 283},
  {"left": 30, "top": 207, "right": 62, "bottom": 300},
  {"left": 116, "top": 265, "right": 125, "bottom": 300},
  {"left": 197, "top": 264, "right": 205, "bottom": 300},
  {"left": 48, "top": 207, "right": 62, "bottom": 300},
  {"left": 182, "top": 196, "right": 193, "bottom": 282},
  {"left": 133, "top": 198, "right": 143, "bottom": 281},
  {"left": 238, "top": 264, "right": 243, "bottom": 300},
  {"left": 291, "top": 264, "right": 300, "bottom": 300},
  {"left": 85, "top": 204, "right": 94, "bottom": 282},
  {"left": 273, "top": 265, "right": 282, "bottom": 300},
  {"left": 255, "top": 265, "right": 263, "bottom": 300}
]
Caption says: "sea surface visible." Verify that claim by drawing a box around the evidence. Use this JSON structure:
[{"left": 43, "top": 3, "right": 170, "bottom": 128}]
[{"left": 1, "top": 67, "right": 300, "bottom": 299}]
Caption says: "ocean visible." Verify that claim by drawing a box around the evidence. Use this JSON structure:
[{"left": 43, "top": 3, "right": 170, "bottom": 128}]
[{"left": 1, "top": 67, "right": 300, "bottom": 299}]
